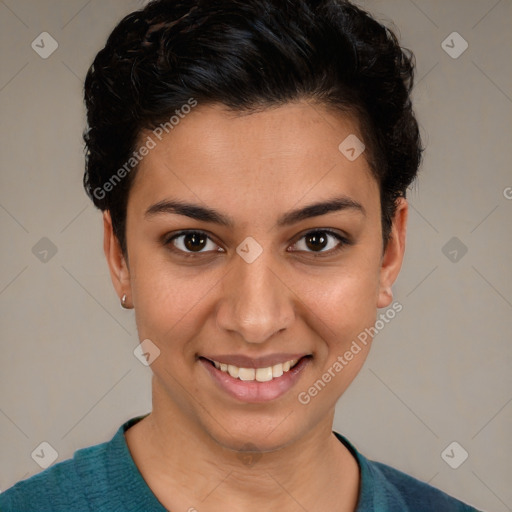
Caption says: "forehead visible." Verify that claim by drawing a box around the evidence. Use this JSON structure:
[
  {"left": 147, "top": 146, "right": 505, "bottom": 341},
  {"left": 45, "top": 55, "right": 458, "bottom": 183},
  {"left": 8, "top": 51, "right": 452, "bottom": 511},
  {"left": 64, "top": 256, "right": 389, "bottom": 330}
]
[{"left": 129, "top": 101, "right": 379, "bottom": 222}]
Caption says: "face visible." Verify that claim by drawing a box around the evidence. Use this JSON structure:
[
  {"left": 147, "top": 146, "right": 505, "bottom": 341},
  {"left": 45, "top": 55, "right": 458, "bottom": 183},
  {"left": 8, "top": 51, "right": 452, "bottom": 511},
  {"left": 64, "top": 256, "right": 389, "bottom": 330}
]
[{"left": 104, "top": 101, "right": 407, "bottom": 452}]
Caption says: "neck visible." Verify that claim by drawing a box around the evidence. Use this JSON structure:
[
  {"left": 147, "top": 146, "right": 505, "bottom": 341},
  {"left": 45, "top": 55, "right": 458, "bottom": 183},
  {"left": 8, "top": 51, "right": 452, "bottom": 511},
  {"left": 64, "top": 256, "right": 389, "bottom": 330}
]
[{"left": 125, "top": 377, "right": 360, "bottom": 512}]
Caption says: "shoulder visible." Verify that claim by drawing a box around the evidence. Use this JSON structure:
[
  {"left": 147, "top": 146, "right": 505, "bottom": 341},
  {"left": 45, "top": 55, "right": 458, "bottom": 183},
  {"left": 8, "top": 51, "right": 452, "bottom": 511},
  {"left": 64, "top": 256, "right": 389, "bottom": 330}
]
[
  {"left": 0, "top": 430, "right": 114, "bottom": 512},
  {"left": 333, "top": 432, "right": 482, "bottom": 512},
  {"left": 366, "top": 458, "right": 481, "bottom": 512}
]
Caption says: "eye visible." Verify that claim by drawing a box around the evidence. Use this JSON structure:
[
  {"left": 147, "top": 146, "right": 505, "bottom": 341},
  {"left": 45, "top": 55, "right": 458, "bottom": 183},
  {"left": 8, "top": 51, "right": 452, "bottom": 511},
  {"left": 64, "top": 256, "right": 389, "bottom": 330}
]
[
  {"left": 290, "top": 229, "right": 349, "bottom": 257},
  {"left": 165, "top": 229, "right": 350, "bottom": 258},
  {"left": 166, "top": 230, "right": 223, "bottom": 256}
]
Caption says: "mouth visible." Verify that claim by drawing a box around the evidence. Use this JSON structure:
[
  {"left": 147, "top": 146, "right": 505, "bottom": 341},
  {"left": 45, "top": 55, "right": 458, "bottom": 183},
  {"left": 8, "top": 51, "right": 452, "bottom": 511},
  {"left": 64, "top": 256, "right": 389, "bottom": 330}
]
[
  {"left": 201, "top": 356, "right": 308, "bottom": 382},
  {"left": 198, "top": 354, "right": 312, "bottom": 403}
]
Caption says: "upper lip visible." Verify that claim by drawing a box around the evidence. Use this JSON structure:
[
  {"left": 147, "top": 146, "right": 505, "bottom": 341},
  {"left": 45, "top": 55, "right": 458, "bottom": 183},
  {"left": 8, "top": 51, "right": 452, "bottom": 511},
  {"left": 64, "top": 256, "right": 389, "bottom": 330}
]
[{"left": 200, "top": 353, "right": 310, "bottom": 368}]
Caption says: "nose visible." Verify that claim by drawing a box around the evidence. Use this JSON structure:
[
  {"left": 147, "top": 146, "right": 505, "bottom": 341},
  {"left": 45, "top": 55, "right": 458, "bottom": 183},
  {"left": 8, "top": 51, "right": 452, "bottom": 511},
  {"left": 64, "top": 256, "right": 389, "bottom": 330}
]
[{"left": 215, "top": 248, "right": 295, "bottom": 344}]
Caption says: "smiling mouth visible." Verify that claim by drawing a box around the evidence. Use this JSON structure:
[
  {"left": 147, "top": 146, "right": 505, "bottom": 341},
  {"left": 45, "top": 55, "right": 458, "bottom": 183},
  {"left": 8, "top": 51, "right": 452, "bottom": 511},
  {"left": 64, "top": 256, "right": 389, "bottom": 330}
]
[{"left": 200, "top": 356, "right": 311, "bottom": 382}]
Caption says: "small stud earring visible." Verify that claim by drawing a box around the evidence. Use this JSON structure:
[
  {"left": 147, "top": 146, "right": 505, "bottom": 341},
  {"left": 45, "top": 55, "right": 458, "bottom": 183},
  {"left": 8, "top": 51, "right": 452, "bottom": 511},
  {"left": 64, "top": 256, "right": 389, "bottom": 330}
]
[{"left": 121, "top": 294, "right": 129, "bottom": 309}]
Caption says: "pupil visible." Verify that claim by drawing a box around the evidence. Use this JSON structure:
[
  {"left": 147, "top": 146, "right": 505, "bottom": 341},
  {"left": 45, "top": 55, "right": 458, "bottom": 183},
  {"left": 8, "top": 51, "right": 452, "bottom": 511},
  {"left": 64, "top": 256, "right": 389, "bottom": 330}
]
[
  {"left": 185, "top": 232, "right": 207, "bottom": 252},
  {"left": 306, "top": 232, "right": 327, "bottom": 251}
]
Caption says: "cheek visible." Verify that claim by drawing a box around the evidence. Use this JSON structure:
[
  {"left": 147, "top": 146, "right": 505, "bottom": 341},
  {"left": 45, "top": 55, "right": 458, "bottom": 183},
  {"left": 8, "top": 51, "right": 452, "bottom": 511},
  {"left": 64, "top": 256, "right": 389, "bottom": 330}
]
[
  {"left": 130, "top": 256, "right": 217, "bottom": 345},
  {"left": 298, "top": 257, "right": 381, "bottom": 335}
]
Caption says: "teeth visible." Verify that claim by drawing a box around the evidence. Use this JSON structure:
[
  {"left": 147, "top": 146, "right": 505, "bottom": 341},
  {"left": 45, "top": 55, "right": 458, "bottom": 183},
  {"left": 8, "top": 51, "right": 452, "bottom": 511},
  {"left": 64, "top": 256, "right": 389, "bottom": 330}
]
[
  {"left": 211, "top": 358, "right": 300, "bottom": 381},
  {"left": 272, "top": 363, "right": 283, "bottom": 378},
  {"left": 238, "top": 368, "right": 255, "bottom": 381},
  {"left": 255, "top": 367, "right": 273, "bottom": 382},
  {"left": 227, "top": 364, "right": 239, "bottom": 378}
]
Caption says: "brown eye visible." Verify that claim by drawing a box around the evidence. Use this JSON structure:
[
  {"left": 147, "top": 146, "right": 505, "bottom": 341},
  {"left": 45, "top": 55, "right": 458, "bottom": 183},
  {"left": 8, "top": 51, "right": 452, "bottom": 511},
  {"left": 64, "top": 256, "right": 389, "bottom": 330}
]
[
  {"left": 168, "top": 231, "right": 221, "bottom": 255},
  {"left": 305, "top": 231, "right": 329, "bottom": 251},
  {"left": 291, "top": 230, "right": 348, "bottom": 256},
  {"left": 182, "top": 232, "right": 207, "bottom": 252},
  {"left": 166, "top": 229, "right": 349, "bottom": 259}
]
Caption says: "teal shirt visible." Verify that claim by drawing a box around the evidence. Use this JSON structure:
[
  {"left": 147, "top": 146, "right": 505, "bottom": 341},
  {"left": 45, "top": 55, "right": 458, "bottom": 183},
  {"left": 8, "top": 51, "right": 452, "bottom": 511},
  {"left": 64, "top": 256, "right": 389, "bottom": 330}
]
[{"left": 0, "top": 415, "right": 482, "bottom": 511}]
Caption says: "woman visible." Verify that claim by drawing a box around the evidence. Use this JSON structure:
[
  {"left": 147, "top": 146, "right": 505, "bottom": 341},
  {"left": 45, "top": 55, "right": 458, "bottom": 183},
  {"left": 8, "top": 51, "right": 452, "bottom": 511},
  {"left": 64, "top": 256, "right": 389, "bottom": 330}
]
[{"left": 0, "top": 0, "right": 482, "bottom": 510}]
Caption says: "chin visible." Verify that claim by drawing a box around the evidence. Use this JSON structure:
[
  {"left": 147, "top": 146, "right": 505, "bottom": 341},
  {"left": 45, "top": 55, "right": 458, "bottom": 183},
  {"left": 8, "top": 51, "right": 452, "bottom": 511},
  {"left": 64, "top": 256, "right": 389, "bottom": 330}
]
[{"left": 201, "top": 411, "right": 311, "bottom": 455}]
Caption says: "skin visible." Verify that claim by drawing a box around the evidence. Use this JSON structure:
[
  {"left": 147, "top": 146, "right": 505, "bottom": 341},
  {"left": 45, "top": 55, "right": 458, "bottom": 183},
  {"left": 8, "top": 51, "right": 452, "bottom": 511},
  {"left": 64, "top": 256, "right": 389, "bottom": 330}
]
[{"left": 103, "top": 100, "right": 408, "bottom": 511}]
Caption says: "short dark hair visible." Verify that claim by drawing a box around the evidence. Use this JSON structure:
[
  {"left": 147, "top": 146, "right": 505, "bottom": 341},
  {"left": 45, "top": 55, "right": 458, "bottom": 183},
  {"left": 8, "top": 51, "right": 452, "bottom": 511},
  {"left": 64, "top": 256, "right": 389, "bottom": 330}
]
[{"left": 83, "top": 0, "right": 423, "bottom": 255}]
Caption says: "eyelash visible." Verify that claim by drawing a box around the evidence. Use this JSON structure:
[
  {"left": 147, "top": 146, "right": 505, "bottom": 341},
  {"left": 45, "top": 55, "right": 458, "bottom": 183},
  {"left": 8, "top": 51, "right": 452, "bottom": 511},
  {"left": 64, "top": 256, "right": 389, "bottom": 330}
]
[{"left": 164, "top": 229, "right": 351, "bottom": 259}]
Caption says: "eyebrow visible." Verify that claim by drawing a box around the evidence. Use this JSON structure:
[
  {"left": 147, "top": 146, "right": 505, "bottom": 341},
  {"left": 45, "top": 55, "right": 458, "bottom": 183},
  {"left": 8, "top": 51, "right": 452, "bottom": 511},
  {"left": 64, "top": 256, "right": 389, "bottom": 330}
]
[{"left": 144, "top": 195, "right": 365, "bottom": 228}]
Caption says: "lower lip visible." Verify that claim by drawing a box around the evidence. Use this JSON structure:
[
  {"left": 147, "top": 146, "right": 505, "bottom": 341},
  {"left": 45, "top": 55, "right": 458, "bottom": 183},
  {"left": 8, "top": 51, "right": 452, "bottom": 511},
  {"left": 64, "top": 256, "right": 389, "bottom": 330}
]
[{"left": 200, "top": 357, "right": 311, "bottom": 403}]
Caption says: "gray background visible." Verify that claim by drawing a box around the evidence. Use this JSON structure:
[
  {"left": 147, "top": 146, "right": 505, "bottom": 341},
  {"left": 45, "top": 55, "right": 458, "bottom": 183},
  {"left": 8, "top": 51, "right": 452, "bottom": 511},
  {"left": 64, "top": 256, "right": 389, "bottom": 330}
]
[{"left": 0, "top": 1, "right": 511, "bottom": 510}]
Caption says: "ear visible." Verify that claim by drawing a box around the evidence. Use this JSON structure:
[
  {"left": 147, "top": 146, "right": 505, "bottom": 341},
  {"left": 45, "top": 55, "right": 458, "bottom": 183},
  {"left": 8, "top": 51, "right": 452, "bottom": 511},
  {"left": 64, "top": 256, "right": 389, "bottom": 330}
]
[
  {"left": 103, "top": 211, "right": 131, "bottom": 305},
  {"left": 377, "top": 197, "right": 408, "bottom": 308}
]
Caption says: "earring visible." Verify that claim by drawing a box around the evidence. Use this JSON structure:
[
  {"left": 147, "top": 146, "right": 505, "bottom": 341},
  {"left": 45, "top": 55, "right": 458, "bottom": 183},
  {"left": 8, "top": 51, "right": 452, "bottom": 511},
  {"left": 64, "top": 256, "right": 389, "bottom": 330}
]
[{"left": 121, "top": 294, "right": 129, "bottom": 309}]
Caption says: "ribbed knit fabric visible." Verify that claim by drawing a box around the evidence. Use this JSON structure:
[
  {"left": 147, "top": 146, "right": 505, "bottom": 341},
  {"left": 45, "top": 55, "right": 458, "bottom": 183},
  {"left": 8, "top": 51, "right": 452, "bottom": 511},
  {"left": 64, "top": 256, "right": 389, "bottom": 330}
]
[{"left": 0, "top": 415, "right": 482, "bottom": 511}]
